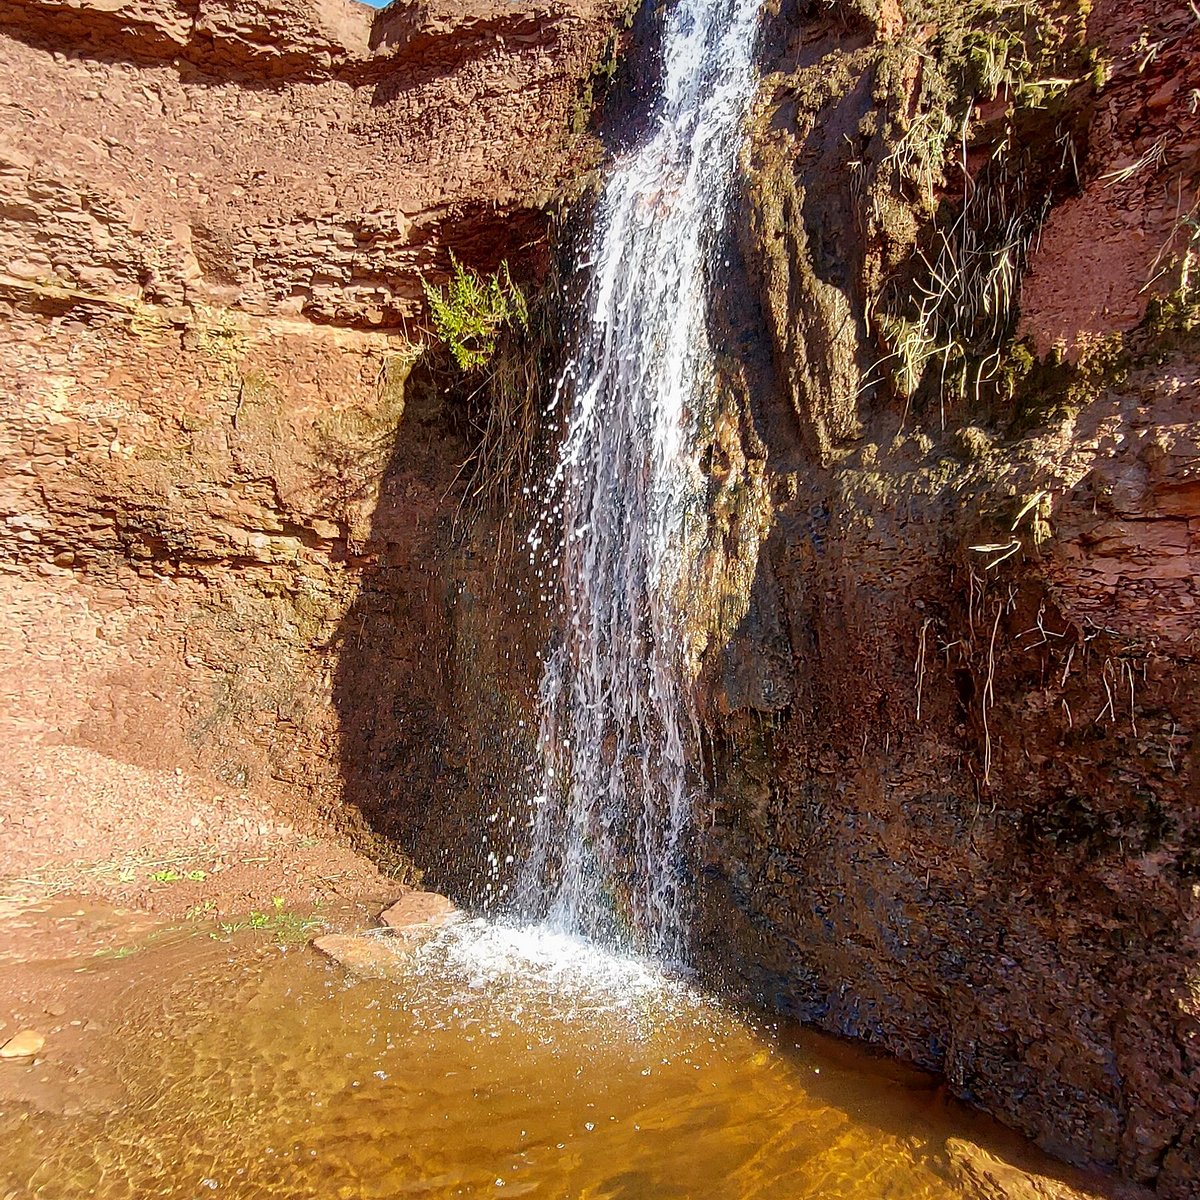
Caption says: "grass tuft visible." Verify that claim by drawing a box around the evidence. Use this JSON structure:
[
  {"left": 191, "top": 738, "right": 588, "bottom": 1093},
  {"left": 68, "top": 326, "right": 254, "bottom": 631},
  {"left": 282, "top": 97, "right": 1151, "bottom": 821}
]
[{"left": 423, "top": 255, "right": 528, "bottom": 373}]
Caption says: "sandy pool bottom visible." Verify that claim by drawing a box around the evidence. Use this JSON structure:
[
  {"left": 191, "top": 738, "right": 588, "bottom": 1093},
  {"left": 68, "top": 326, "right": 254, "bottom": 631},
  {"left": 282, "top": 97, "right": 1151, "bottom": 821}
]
[{"left": 0, "top": 903, "right": 1110, "bottom": 1200}]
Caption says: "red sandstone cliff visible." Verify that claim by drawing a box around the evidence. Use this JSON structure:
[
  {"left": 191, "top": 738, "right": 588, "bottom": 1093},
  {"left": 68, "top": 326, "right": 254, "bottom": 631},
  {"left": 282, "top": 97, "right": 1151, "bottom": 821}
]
[
  {"left": 2, "top": 0, "right": 1199, "bottom": 1195},
  {"left": 0, "top": 0, "right": 617, "bottom": 898},
  {"left": 0, "top": 0, "right": 615, "bottom": 323}
]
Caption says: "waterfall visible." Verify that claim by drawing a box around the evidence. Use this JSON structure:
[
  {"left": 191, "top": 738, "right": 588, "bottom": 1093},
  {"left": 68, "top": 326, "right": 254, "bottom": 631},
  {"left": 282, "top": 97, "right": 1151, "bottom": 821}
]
[{"left": 511, "top": 0, "right": 762, "bottom": 962}]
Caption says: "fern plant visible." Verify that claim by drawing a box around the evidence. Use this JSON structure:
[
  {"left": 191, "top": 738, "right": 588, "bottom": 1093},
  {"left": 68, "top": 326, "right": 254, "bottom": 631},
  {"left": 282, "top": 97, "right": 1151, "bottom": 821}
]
[{"left": 423, "top": 254, "right": 528, "bottom": 371}]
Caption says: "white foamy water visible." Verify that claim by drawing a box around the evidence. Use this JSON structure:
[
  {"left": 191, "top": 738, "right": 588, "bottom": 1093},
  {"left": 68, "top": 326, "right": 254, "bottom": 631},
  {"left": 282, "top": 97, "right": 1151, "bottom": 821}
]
[
  {"left": 511, "top": 0, "right": 763, "bottom": 964},
  {"left": 410, "top": 918, "right": 700, "bottom": 1023}
]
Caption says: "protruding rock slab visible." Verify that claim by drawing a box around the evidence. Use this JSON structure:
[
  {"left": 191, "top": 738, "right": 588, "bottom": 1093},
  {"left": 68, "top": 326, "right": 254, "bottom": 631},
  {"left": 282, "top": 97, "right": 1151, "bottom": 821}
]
[
  {"left": 0, "top": 1030, "right": 45, "bottom": 1059},
  {"left": 313, "top": 893, "right": 461, "bottom": 980},
  {"left": 311, "top": 934, "right": 412, "bottom": 981},
  {"left": 379, "top": 892, "right": 461, "bottom": 935}
]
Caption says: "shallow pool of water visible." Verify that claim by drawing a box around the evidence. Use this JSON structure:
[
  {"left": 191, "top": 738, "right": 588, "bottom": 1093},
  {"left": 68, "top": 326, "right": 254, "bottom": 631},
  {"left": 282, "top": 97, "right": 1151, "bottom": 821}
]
[{"left": 0, "top": 916, "right": 1067, "bottom": 1199}]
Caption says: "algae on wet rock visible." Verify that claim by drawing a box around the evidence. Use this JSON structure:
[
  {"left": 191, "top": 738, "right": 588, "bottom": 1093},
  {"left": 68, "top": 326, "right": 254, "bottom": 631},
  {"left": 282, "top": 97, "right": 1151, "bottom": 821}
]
[
  {"left": 742, "top": 134, "right": 866, "bottom": 461},
  {"left": 742, "top": 0, "right": 1100, "bottom": 441}
]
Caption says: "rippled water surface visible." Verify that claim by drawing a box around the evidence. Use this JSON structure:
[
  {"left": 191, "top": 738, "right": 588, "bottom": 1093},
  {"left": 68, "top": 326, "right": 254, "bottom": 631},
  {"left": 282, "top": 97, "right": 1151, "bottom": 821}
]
[{"left": 0, "top": 918, "right": 1048, "bottom": 1199}]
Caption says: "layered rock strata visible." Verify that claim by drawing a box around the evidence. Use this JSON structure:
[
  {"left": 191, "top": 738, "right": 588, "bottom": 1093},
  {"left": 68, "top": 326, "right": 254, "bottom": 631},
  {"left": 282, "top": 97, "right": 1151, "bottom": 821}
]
[
  {"left": 4, "top": 0, "right": 1199, "bottom": 1195},
  {"left": 0, "top": 0, "right": 617, "bottom": 870}
]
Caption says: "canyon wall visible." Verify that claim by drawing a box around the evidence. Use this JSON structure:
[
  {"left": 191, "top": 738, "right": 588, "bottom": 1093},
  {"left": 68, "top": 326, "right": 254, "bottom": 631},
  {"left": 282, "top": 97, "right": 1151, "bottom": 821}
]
[
  {"left": 4, "top": 0, "right": 1199, "bottom": 1195},
  {"left": 0, "top": 0, "right": 616, "bottom": 871},
  {"left": 690, "top": 1, "right": 1200, "bottom": 1196}
]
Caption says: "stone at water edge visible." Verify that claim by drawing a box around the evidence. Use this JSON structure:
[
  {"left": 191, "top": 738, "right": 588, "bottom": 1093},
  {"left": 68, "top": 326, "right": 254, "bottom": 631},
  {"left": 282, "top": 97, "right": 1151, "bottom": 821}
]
[
  {"left": 0, "top": 1030, "right": 46, "bottom": 1059},
  {"left": 379, "top": 891, "right": 460, "bottom": 934},
  {"left": 311, "top": 933, "right": 412, "bottom": 981},
  {"left": 312, "top": 893, "right": 459, "bottom": 980}
]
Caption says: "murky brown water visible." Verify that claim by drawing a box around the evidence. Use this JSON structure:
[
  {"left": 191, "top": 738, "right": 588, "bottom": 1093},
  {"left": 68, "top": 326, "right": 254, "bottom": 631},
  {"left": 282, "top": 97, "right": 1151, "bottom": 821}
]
[{"left": 0, "top": 916, "right": 1073, "bottom": 1199}]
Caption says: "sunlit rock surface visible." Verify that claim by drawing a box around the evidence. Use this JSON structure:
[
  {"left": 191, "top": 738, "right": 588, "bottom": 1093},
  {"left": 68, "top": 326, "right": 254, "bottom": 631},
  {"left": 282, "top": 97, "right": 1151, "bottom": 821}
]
[
  {"left": 0, "top": 0, "right": 620, "bottom": 877},
  {"left": 1, "top": 0, "right": 1197, "bottom": 1194}
]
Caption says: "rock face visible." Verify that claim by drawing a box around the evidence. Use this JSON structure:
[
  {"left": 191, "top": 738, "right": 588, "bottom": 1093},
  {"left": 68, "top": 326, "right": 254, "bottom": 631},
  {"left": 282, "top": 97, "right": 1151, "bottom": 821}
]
[
  {"left": 3, "top": 0, "right": 1199, "bottom": 1196},
  {"left": 684, "top": 1, "right": 1200, "bottom": 1196},
  {"left": 0, "top": 0, "right": 618, "bottom": 857},
  {"left": 380, "top": 891, "right": 460, "bottom": 932},
  {"left": 0, "top": 0, "right": 614, "bottom": 323},
  {"left": 345, "top": 2, "right": 1198, "bottom": 1196}
]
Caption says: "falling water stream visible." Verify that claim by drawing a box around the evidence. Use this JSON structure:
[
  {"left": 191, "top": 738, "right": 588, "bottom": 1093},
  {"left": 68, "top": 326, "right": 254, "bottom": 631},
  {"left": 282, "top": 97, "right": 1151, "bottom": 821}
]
[
  {"left": 0, "top": 1, "right": 1095, "bottom": 1195},
  {"left": 513, "top": 0, "right": 762, "bottom": 960}
]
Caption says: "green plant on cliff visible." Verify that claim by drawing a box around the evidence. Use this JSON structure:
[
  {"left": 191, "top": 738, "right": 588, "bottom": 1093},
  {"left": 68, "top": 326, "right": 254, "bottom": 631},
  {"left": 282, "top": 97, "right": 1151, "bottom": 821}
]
[
  {"left": 960, "top": 6, "right": 1082, "bottom": 109},
  {"left": 1153, "top": 202, "right": 1200, "bottom": 322},
  {"left": 423, "top": 255, "right": 528, "bottom": 372},
  {"left": 873, "top": 172, "right": 1047, "bottom": 424},
  {"left": 866, "top": 0, "right": 1093, "bottom": 422},
  {"left": 445, "top": 249, "right": 568, "bottom": 523}
]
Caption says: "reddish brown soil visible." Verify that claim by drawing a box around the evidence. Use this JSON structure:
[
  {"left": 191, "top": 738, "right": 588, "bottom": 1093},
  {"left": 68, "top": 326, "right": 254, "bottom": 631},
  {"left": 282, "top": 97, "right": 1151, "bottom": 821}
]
[
  {"left": 0, "top": 740, "right": 396, "bottom": 919},
  {"left": 0, "top": 557, "right": 398, "bottom": 920},
  {"left": 1019, "top": 0, "right": 1200, "bottom": 357}
]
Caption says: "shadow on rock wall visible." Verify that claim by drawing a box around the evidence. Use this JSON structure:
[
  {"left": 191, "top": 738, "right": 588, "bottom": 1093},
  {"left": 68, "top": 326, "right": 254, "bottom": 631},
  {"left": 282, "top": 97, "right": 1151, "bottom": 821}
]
[
  {"left": 680, "top": 2, "right": 1200, "bottom": 1190},
  {"left": 330, "top": 351, "right": 546, "bottom": 905}
]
